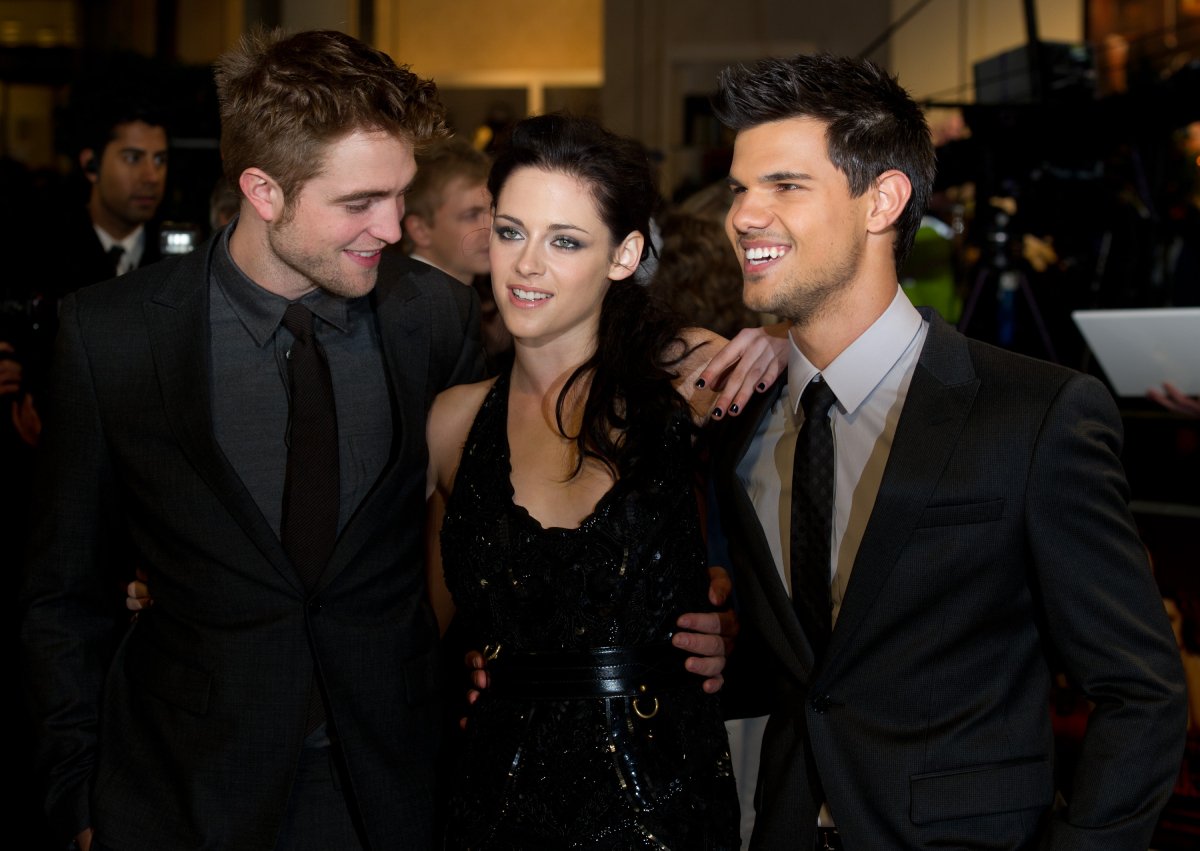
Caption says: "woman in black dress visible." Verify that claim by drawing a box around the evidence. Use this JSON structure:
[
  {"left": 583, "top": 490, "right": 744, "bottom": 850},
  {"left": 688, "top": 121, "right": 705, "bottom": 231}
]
[{"left": 427, "top": 114, "right": 782, "bottom": 849}]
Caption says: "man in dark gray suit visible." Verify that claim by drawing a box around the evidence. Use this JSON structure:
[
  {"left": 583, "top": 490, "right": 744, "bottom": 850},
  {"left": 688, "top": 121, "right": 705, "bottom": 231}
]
[
  {"left": 21, "top": 29, "right": 483, "bottom": 851},
  {"left": 703, "top": 54, "right": 1186, "bottom": 850}
]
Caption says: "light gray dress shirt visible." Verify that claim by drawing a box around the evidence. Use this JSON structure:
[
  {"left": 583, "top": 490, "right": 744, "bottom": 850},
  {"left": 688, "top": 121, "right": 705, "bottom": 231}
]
[{"left": 736, "top": 287, "right": 928, "bottom": 624}]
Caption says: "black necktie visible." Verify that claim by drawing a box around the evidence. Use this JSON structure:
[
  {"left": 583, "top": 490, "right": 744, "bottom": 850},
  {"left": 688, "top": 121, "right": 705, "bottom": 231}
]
[
  {"left": 281, "top": 303, "right": 339, "bottom": 588},
  {"left": 790, "top": 376, "right": 838, "bottom": 663},
  {"left": 281, "top": 304, "right": 339, "bottom": 734},
  {"left": 107, "top": 244, "right": 125, "bottom": 275}
]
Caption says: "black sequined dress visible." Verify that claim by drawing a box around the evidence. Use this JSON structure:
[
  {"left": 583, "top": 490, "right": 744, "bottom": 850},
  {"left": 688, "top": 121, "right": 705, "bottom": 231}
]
[{"left": 441, "top": 371, "right": 739, "bottom": 850}]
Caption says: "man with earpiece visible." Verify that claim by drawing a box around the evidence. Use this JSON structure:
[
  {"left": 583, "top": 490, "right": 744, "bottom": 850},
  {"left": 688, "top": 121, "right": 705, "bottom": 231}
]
[{"left": 71, "top": 94, "right": 169, "bottom": 286}]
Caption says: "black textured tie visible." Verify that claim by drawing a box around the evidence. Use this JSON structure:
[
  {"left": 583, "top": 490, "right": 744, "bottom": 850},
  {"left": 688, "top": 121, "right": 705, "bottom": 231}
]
[
  {"left": 790, "top": 376, "right": 838, "bottom": 663},
  {"left": 107, "top": 244, "right": 125, "bottom": 276},
  {"left": 281, "top": 303, "right": 339, "bottom": 587},
  {"left": 281, "top": 304, "right": 338, "bottom": 732}
]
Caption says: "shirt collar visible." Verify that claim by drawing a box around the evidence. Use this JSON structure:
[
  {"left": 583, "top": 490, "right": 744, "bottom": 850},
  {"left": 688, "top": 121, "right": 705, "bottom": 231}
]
[
  {"left": 212, "top": 219, "right": 352, "bottom": 346},
  {"left": 786, "top": 286, "right": 923, "bottom": 418},
  {"left": 94, "top": 223, "right": 145, "bottom": 266}
]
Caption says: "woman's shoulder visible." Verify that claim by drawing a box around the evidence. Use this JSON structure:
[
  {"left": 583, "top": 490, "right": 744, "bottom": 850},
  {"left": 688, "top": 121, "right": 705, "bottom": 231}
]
[{"left": 428, "top": 376, "right": 500, "bottom": 492}]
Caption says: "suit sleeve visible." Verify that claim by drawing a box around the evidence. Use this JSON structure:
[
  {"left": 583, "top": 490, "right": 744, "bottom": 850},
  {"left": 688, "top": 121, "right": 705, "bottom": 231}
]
[
  {"left": 1025, "top": 373, "right": 1186, "bottom": 850},
  {"left": 434, "top": 275, "right": 487, "bottom": 392},
  {"left": 20, "top": 293, "right": 121, "bottom": 842}
]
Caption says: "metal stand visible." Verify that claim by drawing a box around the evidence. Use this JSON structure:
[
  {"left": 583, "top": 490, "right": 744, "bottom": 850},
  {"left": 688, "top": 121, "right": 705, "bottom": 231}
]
[{"left": 957, "top": 212, "right": 1059, "bottom": 363}]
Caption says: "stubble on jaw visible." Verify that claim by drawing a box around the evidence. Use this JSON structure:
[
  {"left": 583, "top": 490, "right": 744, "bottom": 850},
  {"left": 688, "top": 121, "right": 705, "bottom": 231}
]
[{"left": 744, "top": 237, "right": 863, "bottom": 330}]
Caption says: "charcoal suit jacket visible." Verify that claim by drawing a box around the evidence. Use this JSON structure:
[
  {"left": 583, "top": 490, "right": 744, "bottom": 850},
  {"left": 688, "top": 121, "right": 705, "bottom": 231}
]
[
  {"left": 21, "top": 234, "right": 484, "bottom": 849},
  {"left": 714, "top": 311, "right": 1186, "bottom": 850}
]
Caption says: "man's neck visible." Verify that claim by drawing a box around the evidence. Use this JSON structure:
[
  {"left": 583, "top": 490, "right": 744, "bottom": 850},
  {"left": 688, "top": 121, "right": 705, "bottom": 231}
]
[
  {"left": 788, "top": 277, "right": 899, "bottom": 371},
  {"left": 228, "top": 215, "right": 315, "bottom": 300},
  {"left": 88, "top": 198, "right": 139, "bottom": 242}
]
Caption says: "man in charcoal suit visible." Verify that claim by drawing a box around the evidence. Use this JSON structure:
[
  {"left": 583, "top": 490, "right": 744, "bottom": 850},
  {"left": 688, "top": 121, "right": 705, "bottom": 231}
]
[
  {"left": 21, "top": 29, "right": 484, "bottom": 850},
  {"left": 705, "top": 53, "right": 1186, "bottom": 850}
]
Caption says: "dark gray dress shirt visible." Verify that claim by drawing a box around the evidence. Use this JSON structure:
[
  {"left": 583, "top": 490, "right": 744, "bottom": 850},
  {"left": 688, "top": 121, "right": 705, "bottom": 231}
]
[{"left": 208, "top": 223, "right": 393, "bottom": 540}]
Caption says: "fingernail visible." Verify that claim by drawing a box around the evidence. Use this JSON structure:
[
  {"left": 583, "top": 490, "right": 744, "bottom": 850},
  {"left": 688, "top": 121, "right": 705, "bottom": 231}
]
[
  {"left": 712, "top": 407, "right": 723, "bottom": 419},
  {"left": 756, "top": 382, "right": 766, "bottom": 392},
  {"left": 695, "top": 378, "right": 706, "bottom": 389},
  {"left": 730, "top": 403, "right": 739, "bottom": 414}
]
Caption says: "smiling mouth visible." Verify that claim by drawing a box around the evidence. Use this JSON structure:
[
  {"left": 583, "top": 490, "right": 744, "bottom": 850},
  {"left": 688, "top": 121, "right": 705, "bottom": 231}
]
[
  {"left": 744, "top": 246, "right": 789, "bottom": 265},
  {"left": 512, "top": 287, "right": 551, "bottom": 302},
  {"left": 346, "top": 249, "right": 381, "bottom": 258}
]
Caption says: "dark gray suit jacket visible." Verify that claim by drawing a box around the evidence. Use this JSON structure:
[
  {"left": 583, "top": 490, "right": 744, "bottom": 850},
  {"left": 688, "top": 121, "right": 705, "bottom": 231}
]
[
  {"left": 715, "top": 312, "right": 1186, "bottom": 850},
  {"left": 21, "top": 236, "right": 485, "bottom": 849}
]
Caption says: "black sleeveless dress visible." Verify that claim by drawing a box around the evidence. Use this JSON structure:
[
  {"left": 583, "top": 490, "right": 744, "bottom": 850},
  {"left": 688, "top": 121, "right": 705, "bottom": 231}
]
[{"left": 440, "top": 372, "right": 740, "bottom": 850}]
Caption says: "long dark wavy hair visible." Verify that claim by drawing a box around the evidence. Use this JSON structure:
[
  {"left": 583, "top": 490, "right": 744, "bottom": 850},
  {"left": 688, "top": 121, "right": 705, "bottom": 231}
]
[{"left": 487, "top": 113, "right": 698, "bottom": 480}]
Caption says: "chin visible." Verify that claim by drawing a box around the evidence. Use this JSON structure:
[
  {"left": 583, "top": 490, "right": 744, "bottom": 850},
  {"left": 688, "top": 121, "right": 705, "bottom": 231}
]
[{"left": 320, "top": 272, "right": 378, "bottom": 300}]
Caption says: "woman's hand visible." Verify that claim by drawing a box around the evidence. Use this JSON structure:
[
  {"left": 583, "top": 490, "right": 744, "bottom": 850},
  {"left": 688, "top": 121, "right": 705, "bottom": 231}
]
[{"left": 695, "top": 323, "right": 790, "bottom": 419}]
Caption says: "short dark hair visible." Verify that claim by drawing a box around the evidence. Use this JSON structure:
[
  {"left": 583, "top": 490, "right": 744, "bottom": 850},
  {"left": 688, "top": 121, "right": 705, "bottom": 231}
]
[
  {"left": 72, "top": 57, "right": 171, "bottom": 161},
  {"left": 214, "top": 28, "right": 445, "bottom": 204},
  {"left": 713, "top": 54, "right": 936, "bottom": 270}
]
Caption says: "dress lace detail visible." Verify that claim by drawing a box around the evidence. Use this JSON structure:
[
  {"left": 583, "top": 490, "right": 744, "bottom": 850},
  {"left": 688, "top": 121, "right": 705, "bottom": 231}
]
[{"left": 441, "top": 371, "right": 739, "bottom": 849}]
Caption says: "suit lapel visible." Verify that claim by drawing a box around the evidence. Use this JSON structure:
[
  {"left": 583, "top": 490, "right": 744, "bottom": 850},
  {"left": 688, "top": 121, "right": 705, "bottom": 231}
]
[
  {"left": 318, "top": 264, "right": 429, "bottom": 589},
  {"left": 823, "top": 313, "right": 978, "bottom": 667},
  {"left": 144, "top": 241, "right": 298, "bottom": 590},
  {"left": 717, "top": 375, "right": 817, "bottom": 679}
]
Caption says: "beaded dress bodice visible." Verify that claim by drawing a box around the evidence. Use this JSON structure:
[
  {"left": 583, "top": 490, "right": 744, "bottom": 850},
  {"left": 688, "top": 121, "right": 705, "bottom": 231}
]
[{"left": 440, "top": 372, "right": 738, "bottom": 850}]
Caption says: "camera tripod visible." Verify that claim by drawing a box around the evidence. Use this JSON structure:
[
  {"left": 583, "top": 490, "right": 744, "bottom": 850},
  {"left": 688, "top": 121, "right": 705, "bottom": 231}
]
[{"left": 957, "top": 215, "right": 1059, "bottom": 363}]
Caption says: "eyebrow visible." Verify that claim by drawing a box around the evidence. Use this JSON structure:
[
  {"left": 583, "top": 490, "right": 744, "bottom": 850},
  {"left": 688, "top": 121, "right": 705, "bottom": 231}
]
[
  {"left": 494, "top": 213, "right": 590, "bottom": 234},
  {"left": 729, "top": 170, "right": 813, "bottom": 186},
  {"left": 329, "top": 188, "right": 402, "bottom": 204}
]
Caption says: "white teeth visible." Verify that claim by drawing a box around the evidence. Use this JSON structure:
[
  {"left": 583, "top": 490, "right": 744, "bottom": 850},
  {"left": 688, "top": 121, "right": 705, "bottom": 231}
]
[
  {"left": 745, "top": 246, "right": 787, "bottom": 262},
  {"left": 348, "top": 249, "right": 378, "bottom": 257},
  {"left": 513, "top": 288, "right": 551, "bottom": 301}
]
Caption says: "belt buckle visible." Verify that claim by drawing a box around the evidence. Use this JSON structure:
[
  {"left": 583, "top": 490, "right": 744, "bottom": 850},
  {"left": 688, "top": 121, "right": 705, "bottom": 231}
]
[{"left": 816, "top": 826, "right": 840, "bottom": 851}]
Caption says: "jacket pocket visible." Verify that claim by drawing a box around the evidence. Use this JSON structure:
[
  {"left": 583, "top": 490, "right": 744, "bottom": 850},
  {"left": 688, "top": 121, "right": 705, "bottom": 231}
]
[
  {"left": 910, "top": 756, "right": 1051, "bottom": 824},
  {"left": 914, "top": 498, "right": 1004, "bottom": 528},
  {"left": 124, "top": 639, "right": 213, "bottom": 715}
]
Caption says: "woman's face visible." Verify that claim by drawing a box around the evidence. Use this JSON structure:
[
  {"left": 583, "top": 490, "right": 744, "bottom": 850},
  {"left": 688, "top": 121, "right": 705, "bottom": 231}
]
[{"left": 489, "top": 166, "right": 640, "bottom": 352}]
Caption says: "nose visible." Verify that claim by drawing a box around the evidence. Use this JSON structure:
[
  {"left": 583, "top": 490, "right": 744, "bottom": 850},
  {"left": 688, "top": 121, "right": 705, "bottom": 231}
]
[
  {"left": 372, "top": 198, "right": 404, "bottom": 246},
  {"left": 515, "top": 240, "right": 543, "bottom": 277},
  {"left": 728, "top": 190, "right": 770, "bottom": 235},
  {"left": 139, "top": 158, "right": 165, "bottom": 186}
]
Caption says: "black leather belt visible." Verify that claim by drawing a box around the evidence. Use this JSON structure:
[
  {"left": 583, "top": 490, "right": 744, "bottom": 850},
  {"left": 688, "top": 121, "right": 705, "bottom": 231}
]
[{"left": 485, "top": 639, "right": 696, "bottom": 700}]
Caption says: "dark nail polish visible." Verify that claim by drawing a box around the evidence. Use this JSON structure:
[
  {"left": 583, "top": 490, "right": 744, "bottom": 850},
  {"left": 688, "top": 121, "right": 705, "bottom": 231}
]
[
  {"left": 695, "top": 378, "right": 706, "bottom": 389},
  {"left": 756, "top": 382, "right": 766, "bottom": 392},
  {"left": 730, "top": 403, "right": 739, "bottom": 414},
  {"left": 712, "top": 407, "right": 723, "bottom": 419}
]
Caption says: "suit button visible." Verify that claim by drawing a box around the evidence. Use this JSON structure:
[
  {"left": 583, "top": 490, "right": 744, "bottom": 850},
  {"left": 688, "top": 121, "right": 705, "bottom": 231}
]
[{"left": 810, "top": 694, "right": 831, "bottom": 714}]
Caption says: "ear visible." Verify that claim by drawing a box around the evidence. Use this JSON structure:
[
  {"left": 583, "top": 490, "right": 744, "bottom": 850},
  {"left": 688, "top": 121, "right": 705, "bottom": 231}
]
[
  {"left": 80, "top": 149, "right": 99, "bottom": 183},
  {"left": 608, "top": 230, "right": 645, "bottom": 282},
  {"left": 238, "top": 168, "right": 285, "bottom": 224},
  {"left": 866, "top": 169, "right": 912, "bottom": 235},
  {"left": 404, "top": 212, "right": 434, "bottom": 250}
]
